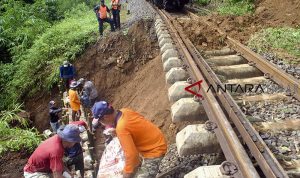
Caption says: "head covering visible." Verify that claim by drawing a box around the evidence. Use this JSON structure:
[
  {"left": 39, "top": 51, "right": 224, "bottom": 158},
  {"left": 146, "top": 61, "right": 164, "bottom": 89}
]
[
  {"left": 63, "top": 61, "right": 70, "bottom": 67},
  {"left": 49, "top": 100, "right": 55, "bottom": 108},
  {"left": 78, "top": 78, "right": 85, "bottom": 85},
  {"left": 70, "top": 81, "right": 79, "bottom": 89},
  {"left": 92, "top": 101, "right": 114, "bottom": 119},
  {"left": 57, "top": 125, "right": 81, "bottom": 143},
  {"left": 78, "top": 125, "right": 86, "bottom": 133}
]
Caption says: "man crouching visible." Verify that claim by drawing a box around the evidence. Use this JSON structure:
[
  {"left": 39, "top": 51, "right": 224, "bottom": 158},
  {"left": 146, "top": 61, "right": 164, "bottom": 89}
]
[
  {"left": 92, "top": 101, "right": 167, "bottom": 178},
  {"left": 23, "top": 125, "right": 81, "bottom": 178}
]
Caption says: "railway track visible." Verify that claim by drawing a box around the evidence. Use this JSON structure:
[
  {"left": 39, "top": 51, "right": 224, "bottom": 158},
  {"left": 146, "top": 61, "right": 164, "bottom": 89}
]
[{"left": 153, "top": 6, "right": 300, "bottom": 178}]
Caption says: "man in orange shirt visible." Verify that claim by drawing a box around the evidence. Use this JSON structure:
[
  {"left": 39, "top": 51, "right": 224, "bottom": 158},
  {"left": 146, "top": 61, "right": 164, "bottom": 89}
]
[
  {"left": 92, "top": 101, "right": 167, "bottom": 178},
  {"left": 69, "top": 81, "right": 81, "bottom": 121}
]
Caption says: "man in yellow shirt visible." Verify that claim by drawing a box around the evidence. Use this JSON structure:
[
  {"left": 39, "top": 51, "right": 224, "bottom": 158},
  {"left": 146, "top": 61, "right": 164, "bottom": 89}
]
[
  {"left": 69, "top": 81, "right": 81, "bottom": 121},
  {"left": 92, "top": 101, "right": 167, "bottom": 178}
]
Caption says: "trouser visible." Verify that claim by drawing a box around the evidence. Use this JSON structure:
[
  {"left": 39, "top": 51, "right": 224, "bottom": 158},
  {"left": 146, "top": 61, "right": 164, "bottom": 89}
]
[
  {"left": 71, "top": 110, "right": 81, "bottom": 121},
  {"left": 134, "top": 157, "right": 163, "bottom": 178},
  {"left": 24, "top": 172, "right": 50, "bottom": 178},
  {"left": 64, "top": 153, "right": 84, "bottom": 178},
  {"left": 50, "top": 121, "right": 60, "bottom": 133},
  {"left": 112, "top": 9, "right": 121, "bottom": 29},
  {"left": 62, "top": 78, "right": 73, "bottom": 92},
  {"left": 98, "top": 18, "right": 115, "bottom": 36}
]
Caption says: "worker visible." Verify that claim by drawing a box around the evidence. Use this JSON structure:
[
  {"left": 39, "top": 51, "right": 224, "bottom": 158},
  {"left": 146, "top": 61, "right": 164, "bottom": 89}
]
[
  {"left": 24, "top": 124, "right": 82, "bottom": 178},
  {"left": 78, "top": 78, "right": 99, "bottom": 108},
  {"left": 92, "top": 101, "right": 167, "bottom": 178},
  {"left": 69, "top": 81, "right": 81, "bottom": 121},
  {"left": 59, "top": 61, "right": 75, "bottom": 91},
  {"left": 49, "top": 100, "right": 67, "bottom": 133},
  {"left": 64, "top": 121, "right": 88, "bottom": 178},
  {"left": 111, "top": 0, "right": 121, "bottom": 29},
  {"left": 94, "top": 0, "right": 115, "bottom": 36}
]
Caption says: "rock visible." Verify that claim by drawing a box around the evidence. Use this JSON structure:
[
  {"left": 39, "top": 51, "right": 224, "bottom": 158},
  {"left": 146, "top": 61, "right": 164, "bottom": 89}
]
[{"left": 176, "top": 124, "right": 221, "bottom": 156}]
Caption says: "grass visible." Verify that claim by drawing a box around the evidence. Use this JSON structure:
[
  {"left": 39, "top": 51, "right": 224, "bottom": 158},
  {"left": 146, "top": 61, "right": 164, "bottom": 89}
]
[
  {"left": 0, "top": 104, "right": 42, "bottom": 155},
  {"left": 217, "top": 1, "right": 254, "bottom": 16},
  {"left": 248, "top": 27, "right": 300, "bottom": 64},
  {"left": 195, "top": 0, "right": 211, "bottom": 6}
]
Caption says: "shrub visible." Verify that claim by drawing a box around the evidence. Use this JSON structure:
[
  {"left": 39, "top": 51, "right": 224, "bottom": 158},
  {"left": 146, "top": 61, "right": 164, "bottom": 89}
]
[
  {"left": 217, "top": 0, "right": 254, "bottom": 16},
  {"left": 0, "top": 104, "right": 42, "bottom": 155},
  {"left": 0, "top": 3, "right": 98, "bottom": 109}
]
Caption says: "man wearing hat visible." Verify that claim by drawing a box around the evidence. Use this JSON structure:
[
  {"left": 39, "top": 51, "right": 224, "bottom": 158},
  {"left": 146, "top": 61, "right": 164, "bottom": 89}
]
[
  {"left": 59, "top": 60, "right": 75, "bottom": 91},
  {"left": 69, "top": 80, "right": 81, "bottom": 121},
  {"left": 24, "top": 125, "right": 81, "bottom": 178},
  {"left": 78, "top": 78, "right": 99, "bottom": 108},
  {"left": 92, "top": 101, "right": 167, "bottom": 178}
]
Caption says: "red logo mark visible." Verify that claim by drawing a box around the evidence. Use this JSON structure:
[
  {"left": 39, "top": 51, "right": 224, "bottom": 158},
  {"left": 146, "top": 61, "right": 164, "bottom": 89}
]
[{"left": 185, "top": 80, "right": 203, "bottom": 98}]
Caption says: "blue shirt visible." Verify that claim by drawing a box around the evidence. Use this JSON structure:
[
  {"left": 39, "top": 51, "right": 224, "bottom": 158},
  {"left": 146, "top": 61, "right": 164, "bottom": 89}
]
[{"left": 59, "top": 65, "right": 75, "bottom": 79}]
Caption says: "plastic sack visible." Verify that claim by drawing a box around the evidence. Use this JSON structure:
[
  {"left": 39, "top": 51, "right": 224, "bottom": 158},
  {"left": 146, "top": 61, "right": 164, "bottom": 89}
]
[{"left": 97, "top": 137, "right": 125, "bottom": 178}]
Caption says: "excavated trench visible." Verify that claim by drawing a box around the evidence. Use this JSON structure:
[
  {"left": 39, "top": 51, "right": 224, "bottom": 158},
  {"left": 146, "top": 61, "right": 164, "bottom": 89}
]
[{"left": 1, "top": 19, "right": 208, "bottom": 178}]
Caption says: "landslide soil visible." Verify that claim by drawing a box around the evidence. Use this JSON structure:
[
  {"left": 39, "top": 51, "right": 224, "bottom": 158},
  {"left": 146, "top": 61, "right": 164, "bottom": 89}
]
[
  {"left": 2, "top": 19, "right": 195, "bottom": 177},
  {"left": 183, "top": 0, "right": 300, "bottom": 50}
]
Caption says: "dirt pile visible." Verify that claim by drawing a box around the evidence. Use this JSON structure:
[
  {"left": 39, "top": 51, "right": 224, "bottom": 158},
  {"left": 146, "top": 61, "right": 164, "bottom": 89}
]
[
  {"left": 199, "top": 0, "right": 300, "bottom": 44},
  {"left": 254, "top": 0, "right": 300, "bottom": 27},
  {"left": 177, "top": 18, "right": 226, "bottom": 51}
]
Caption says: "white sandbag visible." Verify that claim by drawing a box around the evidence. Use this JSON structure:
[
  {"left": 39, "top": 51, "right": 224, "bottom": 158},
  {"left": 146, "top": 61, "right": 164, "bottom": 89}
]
[
  {"left": 84, "top": 155, "right": 93, "bottom": 169},
  {"left": 97, "top": 137, "right": 125, "bottom": 178}
]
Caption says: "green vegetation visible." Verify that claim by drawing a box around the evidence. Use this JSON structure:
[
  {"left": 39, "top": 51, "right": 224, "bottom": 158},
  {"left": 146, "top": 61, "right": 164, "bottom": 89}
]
[
  {"left": 195, "top": 0, "right": 254, "bottom": 15},
  {"left": 217, "top": 0, "right": 254, "bottom": 16},
  {"left": 195, "top": 0, "right": 211, "bottom": 6},
  {"left": 248, "top": 28, "right": 300, "bottom": 63},
  {"left": 0, "top": 104, "right": 42, "bottom": 155},
  {"left": 0, "top": 1, "right": 99, "bottom": 109},
  {"left": 0, "top": 0, "right": 100, "bottom": 154}
]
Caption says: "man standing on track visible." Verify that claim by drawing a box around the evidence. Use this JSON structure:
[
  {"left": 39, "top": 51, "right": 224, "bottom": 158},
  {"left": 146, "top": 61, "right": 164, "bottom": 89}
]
[
  {"left": 111, "top": 0, "right": 121, "bottom": 30},
  {"left": 94, "top": 0, "right": 115, "bottom": 36}
]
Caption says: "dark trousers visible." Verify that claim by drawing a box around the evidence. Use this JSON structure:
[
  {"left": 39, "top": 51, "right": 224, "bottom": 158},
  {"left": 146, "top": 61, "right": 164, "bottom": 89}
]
[
  {"left": 71, "top": 110, "right": 81, "bottom": 122},
  {"left": 112, "top": 9, "right": 121, "bottom": 29},
  {"left": 65, "top": 153, "right": 84, "bottom": 177},
  {"left": 98, "top": 18, "right": 115, "bottom": 35},
  {"left": 62, "top": 78, "right": 73, "bottom": 92}
]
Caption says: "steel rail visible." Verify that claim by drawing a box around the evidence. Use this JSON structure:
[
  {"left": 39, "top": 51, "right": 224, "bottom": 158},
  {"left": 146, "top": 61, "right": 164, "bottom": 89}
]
[
  {"left": 188, "top": 12, "right": 300, "bottom": 101},
  {"left": 184, "top": 12, "right": 289, "bottom": 178},
  {"left": 158, "top": 9, "right": 260, "bottom": 178}
]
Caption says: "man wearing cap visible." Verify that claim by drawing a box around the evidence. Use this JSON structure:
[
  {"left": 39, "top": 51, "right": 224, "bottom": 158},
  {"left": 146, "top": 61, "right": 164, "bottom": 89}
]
[
  {"left": 78, "top": 78, "right": 99, "bottom": 108},
  {"left": 69, "top": 80, "right": 81, "bottom": 121},
  {"left": 92, "top": 101, "right": 167, "bottom": 178},
  {"left": 24, "top": 125, "right": 82, "bottom": 178},
  {"left": 59, "top": 61, "right": 75, "bottom": 91}
]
